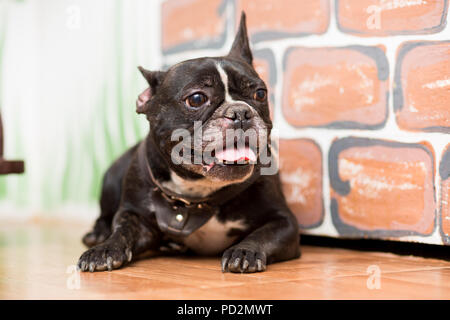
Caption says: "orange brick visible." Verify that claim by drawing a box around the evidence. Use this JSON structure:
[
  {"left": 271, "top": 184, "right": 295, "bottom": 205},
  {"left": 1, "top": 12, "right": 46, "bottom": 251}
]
[
  {"left": 440, "top": 144, "right": 450, "bottom": 244},
  {"left": 161, "top": 0, "right": 227, "bottom": 53},
  {"left": 236, "top": 0, "right": 330, "bottom": 41},
  {"left": 337, "top": 0, "right": 448, "bottom": 36},
  {"left": 394, "top": 41, "right": 450, "bottom": 132},
  {"left": 279, "top": 139, "right": 323, "bottom": 228},
  {"left": 253, "top": 49, "right": 276, "bottom": 119},
  {"left": 329, "top": 138, "right": 436, "bottom": 237},
  {"left": 282, "top": 46, "right": 389, "bottom": 129}
]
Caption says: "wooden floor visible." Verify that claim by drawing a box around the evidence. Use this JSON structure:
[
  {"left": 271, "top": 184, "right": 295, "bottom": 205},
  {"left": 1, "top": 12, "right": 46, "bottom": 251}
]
[{"left": 1, "top": 220, "right": 450, "bottom": 299}]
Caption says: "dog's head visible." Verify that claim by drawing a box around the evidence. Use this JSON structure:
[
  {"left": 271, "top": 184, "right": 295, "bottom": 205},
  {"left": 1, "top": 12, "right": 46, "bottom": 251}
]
[{"left": 137, "top": 13, "right": 272, "bottom": 184}]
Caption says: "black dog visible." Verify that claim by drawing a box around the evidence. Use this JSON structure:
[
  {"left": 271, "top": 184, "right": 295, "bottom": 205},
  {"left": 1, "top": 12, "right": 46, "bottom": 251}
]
[{"left": 78, "top": 13, "right": 300, "bottom": 273}]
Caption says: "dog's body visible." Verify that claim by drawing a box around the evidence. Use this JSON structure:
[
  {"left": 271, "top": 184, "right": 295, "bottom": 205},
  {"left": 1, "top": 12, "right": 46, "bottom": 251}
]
[{"left": 78, "top": 14, "right": 300, "bottom": 273}]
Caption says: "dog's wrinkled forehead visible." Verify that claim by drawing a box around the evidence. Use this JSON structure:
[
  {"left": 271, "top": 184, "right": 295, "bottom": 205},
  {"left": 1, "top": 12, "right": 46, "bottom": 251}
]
[{"left": 163, "top": 57, "right": 265, "bottom": 99}]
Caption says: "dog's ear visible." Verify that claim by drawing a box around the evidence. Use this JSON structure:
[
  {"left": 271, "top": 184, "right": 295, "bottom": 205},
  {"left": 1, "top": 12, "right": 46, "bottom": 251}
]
[
  {"left": 227, "top": 12, "right": 252, "bottom": 65},
  {"left": 136, "top": 66, "right": 166, "bottom": 114}
]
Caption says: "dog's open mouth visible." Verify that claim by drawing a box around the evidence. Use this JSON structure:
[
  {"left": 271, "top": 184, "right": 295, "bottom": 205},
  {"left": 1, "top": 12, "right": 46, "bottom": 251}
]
[
  {"left": 201, "top": 145, "right": 257, "bottom": 172},
  {"left": 214, "top": 146, "right": 256, "bottom": 165}
]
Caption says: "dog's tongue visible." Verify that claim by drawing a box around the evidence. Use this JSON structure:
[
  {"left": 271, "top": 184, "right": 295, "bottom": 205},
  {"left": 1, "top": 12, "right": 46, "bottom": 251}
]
[{"left": 215, "top": 147, "right": 257, "bottom": 163}]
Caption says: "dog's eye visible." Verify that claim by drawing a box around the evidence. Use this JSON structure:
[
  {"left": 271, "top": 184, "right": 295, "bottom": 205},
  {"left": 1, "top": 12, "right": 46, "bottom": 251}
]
[
  {"left": 186, "top": 92, "right": 208, "bottom": 108},
  {"left": 254, "top": 89, "right": 267, "bottom": 102}
]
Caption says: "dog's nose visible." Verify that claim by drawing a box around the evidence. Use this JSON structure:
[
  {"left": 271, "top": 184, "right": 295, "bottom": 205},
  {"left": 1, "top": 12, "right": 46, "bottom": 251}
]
[{"left": 224, "top": 104, "right": 253, "bottom": 122}]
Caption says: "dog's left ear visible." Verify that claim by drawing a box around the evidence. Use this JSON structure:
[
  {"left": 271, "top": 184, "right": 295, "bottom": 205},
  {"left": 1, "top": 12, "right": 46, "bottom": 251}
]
[
  {"left": 136, "top": 66, "right": 166, "bottom": 114},
  {"left": 228, "top": 12, "right": 253, "bottom": 65}
]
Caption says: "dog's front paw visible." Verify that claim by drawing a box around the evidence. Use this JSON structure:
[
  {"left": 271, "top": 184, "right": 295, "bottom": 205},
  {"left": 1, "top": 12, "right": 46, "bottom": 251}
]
[
  {"left": 221, "top": 246, "right": 267, "bottom": 273},
  {"left": 77, "top": 239, "right": 132, "bottom": 272}
]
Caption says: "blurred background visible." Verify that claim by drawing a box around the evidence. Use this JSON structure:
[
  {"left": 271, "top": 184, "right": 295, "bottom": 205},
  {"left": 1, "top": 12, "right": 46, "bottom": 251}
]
[{"left": 0, "top": 0, "right": 162, "bottom": 220}]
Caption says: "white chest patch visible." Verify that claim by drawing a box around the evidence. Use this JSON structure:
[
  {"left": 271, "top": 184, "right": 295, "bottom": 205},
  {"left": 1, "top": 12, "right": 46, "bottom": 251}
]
[{"left": 183, "top": 216, "right": 246, "bottom": 255}]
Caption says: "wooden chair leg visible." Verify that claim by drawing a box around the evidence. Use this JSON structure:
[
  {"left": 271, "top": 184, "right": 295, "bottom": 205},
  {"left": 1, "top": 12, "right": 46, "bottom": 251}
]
[{"left": 0, "top": 112, "right": 24, "bottom": 174}]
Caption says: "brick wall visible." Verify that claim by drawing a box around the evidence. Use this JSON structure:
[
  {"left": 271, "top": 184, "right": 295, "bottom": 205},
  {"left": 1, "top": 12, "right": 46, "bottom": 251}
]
[{"left": 161, "top": 0, "right": 450, "bottom": 245}]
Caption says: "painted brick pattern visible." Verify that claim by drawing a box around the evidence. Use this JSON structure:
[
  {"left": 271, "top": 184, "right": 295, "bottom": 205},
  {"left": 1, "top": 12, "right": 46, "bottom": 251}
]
[
  {"left": 337, "top": 0, "right": 449, "bottom": 36},
  {"left": 161, "top": 0, "right": 227, "bottom": 53},
  {"left": 282, "top": 46, "right": 389, "bottom": 129},
  {"left": 235, "top": 0, "right": 330, "bottom": 41},
  {"left": 279, "top": 139, "right": 324, "bottom": 228},
  {"left": 161, "top": 0, "right": 450, "bottom": 245},
  {"left": 440, "top": 144, "right": 450, "bottom": 244},
  {"left": 394, "top": 41, "right": 450, "bottom": 132},
  {"left": 329, "top": 138, "right": 436, "bottom": 237}
]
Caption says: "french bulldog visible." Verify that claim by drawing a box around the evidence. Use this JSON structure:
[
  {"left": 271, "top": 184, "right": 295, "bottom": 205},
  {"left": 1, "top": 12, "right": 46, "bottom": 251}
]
[{"left": 77, "top": 13, "right": 300, "bottom": 273}]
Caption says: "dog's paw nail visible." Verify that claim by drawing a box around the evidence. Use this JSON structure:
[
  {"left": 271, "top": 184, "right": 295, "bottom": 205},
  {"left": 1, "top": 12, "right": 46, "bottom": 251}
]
[
  {"left": 242, "top": 259, "right": 249, "bottom": 271},
  {"left": 221, "top": 258, "right": 229, "bottom": 272},
  {"left": 89, "top": 262, "right": 95, "bottom": 273},
  {"left": 126, "top": 248, "right": 132, "bottom": 262},
  {"left": 221, "top": 250, "right": 232, "bottom": 272},
  {"left": 256, "top": 259, "right": 265, "bottom": 271},
  {"left": 107, "top": 257, "right": 113, "bottom": 271},
  {"left": 228, "top": 257, "right": 241, "bottom": 272}
]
